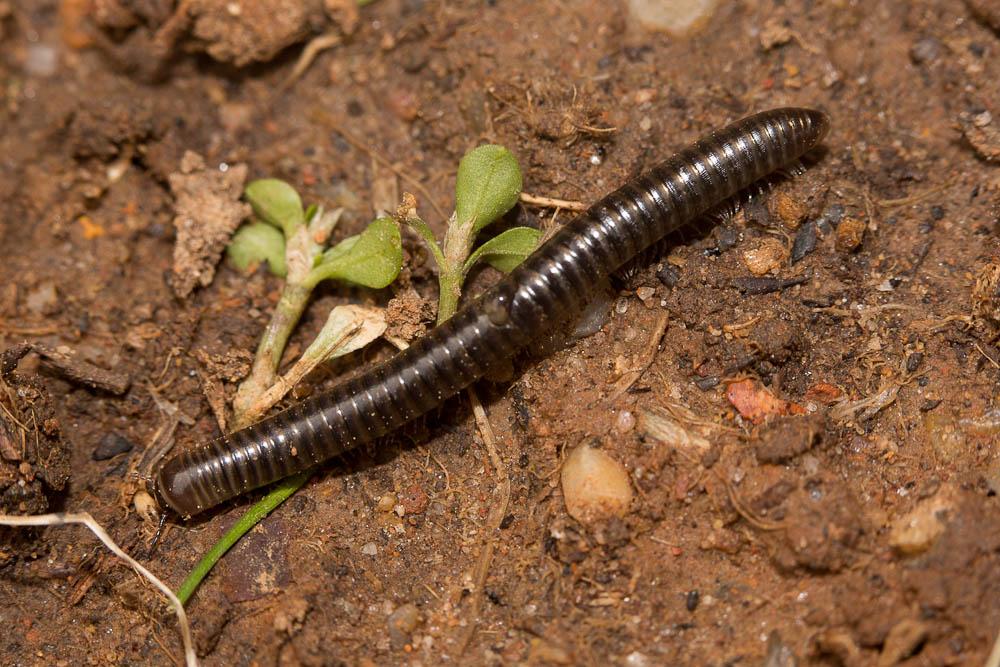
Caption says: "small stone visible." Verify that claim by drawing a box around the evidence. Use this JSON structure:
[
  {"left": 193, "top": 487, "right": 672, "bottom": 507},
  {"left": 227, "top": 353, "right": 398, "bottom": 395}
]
[
  {"left": 377, "top": 492, "right": 397, "bottom": 512},
  {"left": 715, "top": 225, "right": 739, "bottom": 251},
  {"left": 26, "top": 282, "right": 60, "bottom": 316},
  {"left": 787, "top": 222, "right": 815, "bottom": 263},
  {"left": 561, "top": 445, "right": 633, "bottom": 524},
  {"left": 835, "top": 217, "right": 866, "bottom": 252},
  {"left": 627, "top": 0, "right": 719, "bottom": 36},
  {"left": 361, "top": 542, "right": 378, "bottom": 556},
  {"left": 742, "top": 238, "right": 788, "bottom": 276},
  {"left": 386, "top": 89, "right": 420, "bottom": 121},
  {"left": 614, "top": 410, "right": 636, "bottom": 434},
  {"left": 92, "top": 433, "right": 135, "bottom": 461},
  {"left": 888, "top": 490, "right": 955, "bottom": 555},
  {"left": 635, "top": 286, "right": 656, "bottom": 305},
  {"left": 656, "top": 264, "right": 680, "bottom": 288},
  {"left": 387, "top": 603, "right": 420, "bottom": 650},
  {"left": 909, "top": 37, "right": 941, "bottom": 64}
]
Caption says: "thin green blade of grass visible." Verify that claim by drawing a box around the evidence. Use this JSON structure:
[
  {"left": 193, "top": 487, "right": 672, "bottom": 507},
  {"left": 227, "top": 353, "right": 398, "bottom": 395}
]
[{"left": 176, "top": 471, "right": 311, "bottom": 606}]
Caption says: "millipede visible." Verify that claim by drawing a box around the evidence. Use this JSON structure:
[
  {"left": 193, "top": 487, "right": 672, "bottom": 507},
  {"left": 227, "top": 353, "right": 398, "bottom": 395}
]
[{"left": 153, "top": 107, "right": 830, "bottom": 518}]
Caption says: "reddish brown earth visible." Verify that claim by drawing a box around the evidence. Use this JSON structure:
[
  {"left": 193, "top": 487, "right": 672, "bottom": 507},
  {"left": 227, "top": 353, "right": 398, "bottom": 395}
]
[{"left": 1, "top": 1, "right": 999, "bottom": 665}]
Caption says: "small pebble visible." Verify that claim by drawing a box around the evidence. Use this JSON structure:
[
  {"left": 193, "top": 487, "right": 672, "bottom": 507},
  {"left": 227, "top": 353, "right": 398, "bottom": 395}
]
[
  {"left": 715, "top": 226, "right": 739, "bottom": 251},
  {"left": 387, "top": 603, "right": 420, "bottom": 650},
  {"left": 25, "top": 43, "right": 58, "bottom": 77},
  {"left": 627, "top": 0, "right": 719, "bottom": 35},
  {"left": 561, "top": 445, "right": 633, "bottom": 524},
  {"left": 614, "top": 410, "right": 636, "bottom": 434},
  {"left": 361, "top": 542, "right": 378, "bottom": 556},
  {"left": 92, "top": 433, "right": 135, "bottom": 461},
  {"left": 909, "top": 37, "right": 942, "bottom": 64},
  {"left": 635, "top": 286, "right": 656, "bottom": 306},
  {"left": 377, "top": 492, "right": 398, "bottom": 512},
  {"left": 792, "top": 221, "right": 816, "bottom": 264},
  {"left": 695, "top": 376, "right": 719, "bottom": 391},
  {"left": 656, "top": 264, "right": 680, "bottom": 288},
  {"left": 26, "top": 282, "right": 60, "bottom": 316}
]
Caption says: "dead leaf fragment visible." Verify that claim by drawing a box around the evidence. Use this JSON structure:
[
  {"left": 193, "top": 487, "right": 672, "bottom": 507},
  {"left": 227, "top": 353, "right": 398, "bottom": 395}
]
[{"left": 726, "top": 379, "right": 805, "bottom": 424}]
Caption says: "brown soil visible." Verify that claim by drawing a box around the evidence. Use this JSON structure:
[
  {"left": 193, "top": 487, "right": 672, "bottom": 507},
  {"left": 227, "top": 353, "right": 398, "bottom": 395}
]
[{"left": 2, "top": 1, "right": 1000, "bottom": 665}]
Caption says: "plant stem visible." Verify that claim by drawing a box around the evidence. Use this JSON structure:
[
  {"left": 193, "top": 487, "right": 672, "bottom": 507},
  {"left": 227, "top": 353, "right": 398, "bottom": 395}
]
[
  {"left": 232, "top": 282, "right": 312, "bottom": 427},
  {"left": 436, "top": 271, "right": 463, "bottom": 324},
  {"left": 176, "top": 471, "right": 311, "bottom": 606}
]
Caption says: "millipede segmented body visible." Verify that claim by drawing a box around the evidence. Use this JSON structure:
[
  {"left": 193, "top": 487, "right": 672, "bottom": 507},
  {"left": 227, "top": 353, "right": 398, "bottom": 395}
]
[{"left": 154, "top": 107, "right": 830, "bottom": 517}]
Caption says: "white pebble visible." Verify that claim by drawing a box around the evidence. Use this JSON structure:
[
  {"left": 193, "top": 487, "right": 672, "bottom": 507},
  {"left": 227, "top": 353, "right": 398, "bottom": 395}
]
[
  {"left": 561, "top": 445, "right": 634, "bottom": 524},
  {"left": 627, "top": 0, "right": 719, "bottom": 36}
]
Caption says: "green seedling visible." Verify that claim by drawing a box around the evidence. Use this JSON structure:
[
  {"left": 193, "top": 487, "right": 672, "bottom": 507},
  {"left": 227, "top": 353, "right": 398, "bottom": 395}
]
[
  {"left": 179, "top": 146, "right": 536, "bottom": 606},
  {"left": 399, "top": 144, "right": 540, "bottom": 322},
  {"left": 178, "top": 179, "right": 402, "bottom": 605},
  {"left": 228, "top": 178, "right": 402, "bottom": 428}
]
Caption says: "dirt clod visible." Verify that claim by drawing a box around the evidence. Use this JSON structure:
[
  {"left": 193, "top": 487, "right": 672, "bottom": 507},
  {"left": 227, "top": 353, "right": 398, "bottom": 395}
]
[
  {"left": 836, "top": 217, "right": 867, "bottom": 252},
  {"left": 168, "top": 151, "right": 250, "bottom": 298},
  {"left": 755, "top": 415, "right": 824, "bottom": 464}
]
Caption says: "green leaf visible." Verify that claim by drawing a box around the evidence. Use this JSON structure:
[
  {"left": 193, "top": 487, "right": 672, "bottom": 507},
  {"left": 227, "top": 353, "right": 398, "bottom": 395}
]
[
  {"left": 227, "top": 222, "right": 287, "bottom": 277},
  {"left": 306, "top": 216, "right": 402, "bottom": 289},
  {"left": 454, "top": 144, "right": 522, "bottom": 234},
  {"left": 176, "top": 471, "right": 310, "bottom": 605},
  {"left": 463, "top": 226, "right": 541, "bottom": 275},
  {"left": 245, "top": 179, "right": 304, "bottom": 237}
]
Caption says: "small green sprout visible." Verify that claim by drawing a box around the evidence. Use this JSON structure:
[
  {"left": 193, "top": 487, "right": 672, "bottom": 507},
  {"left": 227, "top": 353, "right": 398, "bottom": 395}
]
[
  {"left": 228, "top": 179, "right": 402, "bottom": 425},
  {"left": 177, "top": 178, "right": 402, "bottom": 606},
  {"left": 178, "top": 145, "right": 537, "bottom": 606},
  {"left": 399, "top": 144, "right": 540, "bottom": 322}
]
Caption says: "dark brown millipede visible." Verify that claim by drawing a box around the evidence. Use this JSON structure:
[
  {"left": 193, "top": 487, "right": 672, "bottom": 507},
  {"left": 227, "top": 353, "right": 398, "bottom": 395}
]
[{"left": 153, "top": 107, "right": 830, "bottom": 517}]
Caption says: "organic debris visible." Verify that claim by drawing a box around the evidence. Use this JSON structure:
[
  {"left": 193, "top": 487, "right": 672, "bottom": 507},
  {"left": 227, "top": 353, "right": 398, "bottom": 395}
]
[
  {"left": 168, "top": 151, "right": 250, "bottom": 298},
  {"left": 0, "top": 345, "right": 70, "bottom": 515},
  {"left": 726, "top": 379, "right": 806, "bottom": 425}
]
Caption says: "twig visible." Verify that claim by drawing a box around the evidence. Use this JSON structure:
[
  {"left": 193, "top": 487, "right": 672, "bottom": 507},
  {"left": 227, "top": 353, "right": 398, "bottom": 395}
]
[
  {"left": 714, "top": 471, "right": 785, "bottom": 532},
  {"left": 0, "top": 320, "right": 60, "bottom": 336},
  {"left": 608, "top": 311, "right": 669, "bottom": 399},
  {"left": 519, "top": 192, "right": 587, "bottom": 212},
  {"left": 311, "top": 111, "right": 449, "bottom": 221},
  {"left": 876, "top": 182, "right": 948, "bottom": 208},
  {"left": 279, "top": 31, "right": 341, "bottom": 93},
  {"left": 0, "top": 512, "right": 197, "bottom": 667},
  {"left": 455, "top": 388, "right": 511, "bottom": 654}
]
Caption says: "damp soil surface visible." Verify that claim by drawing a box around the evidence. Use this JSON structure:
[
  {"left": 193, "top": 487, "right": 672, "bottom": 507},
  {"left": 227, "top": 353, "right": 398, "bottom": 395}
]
[{"left": 2, "top": 1, "right": 1000, "bottom": 665}]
